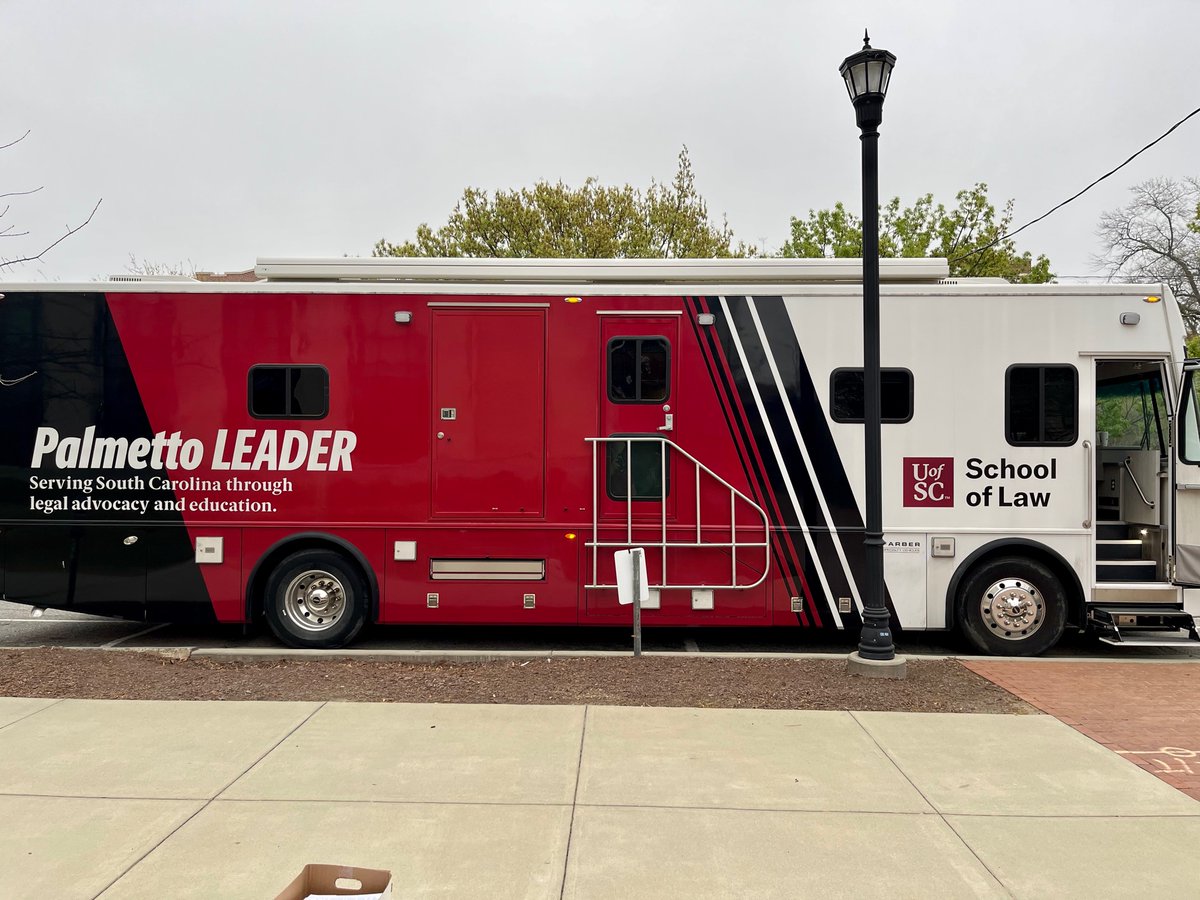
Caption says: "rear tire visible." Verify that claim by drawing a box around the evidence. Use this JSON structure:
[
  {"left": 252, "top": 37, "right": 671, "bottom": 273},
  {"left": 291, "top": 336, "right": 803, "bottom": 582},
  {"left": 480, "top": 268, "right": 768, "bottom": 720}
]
[
  {"left": 957, "top": 556, "right": 1066, "bottom": 656},
  {"left": 264, "top": 549, "right": 369, "bottom": 649}
]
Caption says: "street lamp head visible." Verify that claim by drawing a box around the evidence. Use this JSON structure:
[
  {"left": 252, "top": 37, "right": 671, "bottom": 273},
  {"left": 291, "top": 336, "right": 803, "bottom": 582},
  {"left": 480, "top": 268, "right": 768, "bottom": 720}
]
[{"left": 839, "top": 30, "right": 896, "bottom": 130}]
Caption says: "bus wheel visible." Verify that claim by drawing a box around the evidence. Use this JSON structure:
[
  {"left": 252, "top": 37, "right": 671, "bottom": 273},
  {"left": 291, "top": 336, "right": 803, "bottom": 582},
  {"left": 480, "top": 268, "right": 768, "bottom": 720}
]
[
  {"left": 957, "top": 556, "right": 1066, "bottom": 656},
  {"left": 264, "top": 550, "right": 369, "bottom": 649}
]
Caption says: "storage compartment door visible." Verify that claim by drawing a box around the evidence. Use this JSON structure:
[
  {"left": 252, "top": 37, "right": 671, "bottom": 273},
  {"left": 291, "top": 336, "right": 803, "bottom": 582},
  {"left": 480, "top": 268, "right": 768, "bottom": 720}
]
[{"left": 431, "top": 308, "right": 546, "bottom": 518}]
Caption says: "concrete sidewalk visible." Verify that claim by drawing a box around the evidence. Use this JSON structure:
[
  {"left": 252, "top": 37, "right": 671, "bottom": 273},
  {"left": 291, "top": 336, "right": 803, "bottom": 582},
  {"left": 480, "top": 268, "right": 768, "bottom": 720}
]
[{"left": 0, "top": 699, "right": 1196, "bottom": 899}]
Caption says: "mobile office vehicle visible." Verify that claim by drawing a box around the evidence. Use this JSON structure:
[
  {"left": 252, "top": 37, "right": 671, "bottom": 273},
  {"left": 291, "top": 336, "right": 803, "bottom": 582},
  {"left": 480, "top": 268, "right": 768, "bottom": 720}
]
[{"left": 2, "top": 257, "right": 1199, "bottom": 654}]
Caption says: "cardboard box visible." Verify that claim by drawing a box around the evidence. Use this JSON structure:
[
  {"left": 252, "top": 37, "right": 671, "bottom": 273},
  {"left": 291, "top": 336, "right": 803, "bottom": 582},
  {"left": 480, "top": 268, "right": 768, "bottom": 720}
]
[{"left": 274, "top": 864, "right": 393, "bottom": 900}]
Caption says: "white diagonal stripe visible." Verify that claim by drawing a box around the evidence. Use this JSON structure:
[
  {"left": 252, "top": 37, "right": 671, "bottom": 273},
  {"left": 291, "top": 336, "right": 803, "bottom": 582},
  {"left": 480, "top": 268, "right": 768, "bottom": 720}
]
[
  {"left": 719, "top": 296, "right": 843, "bottom": 628},
  {"left": 746, "top": 298, "right": 865, "bottom": 617}
]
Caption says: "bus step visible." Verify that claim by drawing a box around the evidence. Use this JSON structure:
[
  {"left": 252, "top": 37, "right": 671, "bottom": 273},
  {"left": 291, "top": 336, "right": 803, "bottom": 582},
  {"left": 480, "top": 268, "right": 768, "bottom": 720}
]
[
  {"left": 1096, "top": 539, "right": 1144, "bottom": 561},
  {"left": 1096, "top": 561, "right": 1158, "bottom": 582},
  {"left": 1088, "top": 605, "right": 1199, "bottom": 646},
  {"left": 1097, "top": 633, "right": 1200, "bottom": 648}
]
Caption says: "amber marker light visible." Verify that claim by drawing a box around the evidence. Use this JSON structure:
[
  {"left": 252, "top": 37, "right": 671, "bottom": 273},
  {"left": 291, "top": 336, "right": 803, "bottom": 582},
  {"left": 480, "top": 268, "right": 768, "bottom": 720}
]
[
  {"left": 564, "top": 532, "right": 577, "bottom": 540},
  {"left": 564, "top": 297, "right": 583, "bottom": 304},
  {"left": 1143, "top": 295, "right": 1162, "bottom": 303}
]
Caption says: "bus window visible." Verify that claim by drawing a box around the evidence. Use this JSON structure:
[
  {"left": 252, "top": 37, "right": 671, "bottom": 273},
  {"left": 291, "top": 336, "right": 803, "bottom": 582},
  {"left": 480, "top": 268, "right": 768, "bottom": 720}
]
[
  {"left": 829, "top": 368, "right": 913, "bottom": 423},
  {"left": 1006, "top": 365, "right": 1077, "bottom": 446},
  {"left": 1097, "top": 373, "right": 1168, "bottom": 452},
  {"left": 249, "top": 365, "right": 329, "bottom": 419}
]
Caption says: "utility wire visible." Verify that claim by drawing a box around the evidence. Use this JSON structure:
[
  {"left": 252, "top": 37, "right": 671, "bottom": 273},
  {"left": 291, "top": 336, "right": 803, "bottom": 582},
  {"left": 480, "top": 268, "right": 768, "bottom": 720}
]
[{"left": 951, "top": 104, "right": 1200, "bottom": 263}]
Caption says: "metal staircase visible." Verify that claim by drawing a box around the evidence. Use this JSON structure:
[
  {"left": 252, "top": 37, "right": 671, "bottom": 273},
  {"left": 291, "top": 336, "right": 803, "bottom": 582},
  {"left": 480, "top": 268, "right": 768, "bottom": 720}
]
[{"left": 1092, "top": 516, "right": 1200, "bottom": 647}]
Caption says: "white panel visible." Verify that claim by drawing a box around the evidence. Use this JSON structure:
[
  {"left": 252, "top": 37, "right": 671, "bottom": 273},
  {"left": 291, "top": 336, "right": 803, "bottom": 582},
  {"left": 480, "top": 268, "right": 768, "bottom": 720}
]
[
  {"left": 393, "top": 541, "right": 417, "bottom": 561},
  {"left": 1183, "top": 588, "right": 1200, "bottom": 618},
  {"left": 883, "top": 534, "right": 927, "bottom": 628},
  {"left": 615, "top": 550, "right": 650, "bottom": 606},
  {"left": 255, "top": 257, "right": 950, "bottom": 284},
  {"left": 691, "top": 589, "right": 714, "bottom": 611},
  {"left": 194, "top": 537, "right": 223, "bottom": 565}
]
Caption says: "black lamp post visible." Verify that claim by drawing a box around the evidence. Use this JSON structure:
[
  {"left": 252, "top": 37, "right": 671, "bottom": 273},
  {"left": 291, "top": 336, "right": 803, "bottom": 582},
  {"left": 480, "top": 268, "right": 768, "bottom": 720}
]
[{"left": 840, "top": 32, "right": 897, "bottom": 663}]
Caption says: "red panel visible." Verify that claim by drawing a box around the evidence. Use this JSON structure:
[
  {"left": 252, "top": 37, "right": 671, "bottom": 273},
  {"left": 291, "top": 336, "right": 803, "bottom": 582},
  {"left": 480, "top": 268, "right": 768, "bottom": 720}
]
[
  {"left": 381, "top": 527, "right": 579, "bottom": 624},
  {"left": 432, "top": 310, "right": 545, "bottom": 518},
  {"left": 103, "top": 290, "right": 783, "bottom": 629}
]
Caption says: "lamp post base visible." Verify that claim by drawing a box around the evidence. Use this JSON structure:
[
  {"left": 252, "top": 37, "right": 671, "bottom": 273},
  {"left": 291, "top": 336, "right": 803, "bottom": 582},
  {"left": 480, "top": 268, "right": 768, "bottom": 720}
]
[{"left": 846, "top": 651, "right": 908, "bottom": 680}]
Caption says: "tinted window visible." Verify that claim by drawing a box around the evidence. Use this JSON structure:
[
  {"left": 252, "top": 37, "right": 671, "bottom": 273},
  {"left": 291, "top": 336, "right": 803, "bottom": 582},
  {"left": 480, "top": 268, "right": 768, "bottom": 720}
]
[
  {"left": 249, "top": 366, "right": 329, "bottom": 418},
  {"left": 1006, "top": 365, "right": 1077, "bottom": 445},
  {"left": 830, "top": 368, "right": 913, "bottom": 423},
  {"left": 606, "top": 438, "right": 670, "bottom": 501},
  {"left": 608, "top": 338, "right": 669, "bottom": 403}
]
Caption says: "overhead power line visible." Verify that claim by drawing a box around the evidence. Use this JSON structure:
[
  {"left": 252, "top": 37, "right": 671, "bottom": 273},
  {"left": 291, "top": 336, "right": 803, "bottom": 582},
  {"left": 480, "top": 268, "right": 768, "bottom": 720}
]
[{"left": 951, "top": 103, "right": 1200, "bottom": 263}]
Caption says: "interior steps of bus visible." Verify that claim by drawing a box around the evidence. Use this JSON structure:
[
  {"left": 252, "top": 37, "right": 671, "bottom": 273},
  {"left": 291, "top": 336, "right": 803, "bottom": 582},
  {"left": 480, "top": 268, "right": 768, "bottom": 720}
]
[{"left": 1091, "top": 510, "right": 1200, "bottom": 647}]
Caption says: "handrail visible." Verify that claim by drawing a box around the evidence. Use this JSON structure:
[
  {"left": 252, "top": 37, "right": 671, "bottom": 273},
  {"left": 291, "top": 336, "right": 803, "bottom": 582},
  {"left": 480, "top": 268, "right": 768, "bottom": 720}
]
[
  {"left": 585, "top": 436, "right": 770, "bottom": 591},
  {"left": 1083, "top": 440, "right": 1092, "bottom": 529},
  {"left": 1123, "top": 455, "right": 1156, "bottom": 508}
]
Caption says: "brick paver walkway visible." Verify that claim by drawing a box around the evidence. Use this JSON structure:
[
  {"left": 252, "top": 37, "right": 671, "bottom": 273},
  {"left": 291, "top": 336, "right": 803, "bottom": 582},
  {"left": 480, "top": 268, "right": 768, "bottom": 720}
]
[{"left": 963, "top": 661, "right": 1200, "bottom": 800}]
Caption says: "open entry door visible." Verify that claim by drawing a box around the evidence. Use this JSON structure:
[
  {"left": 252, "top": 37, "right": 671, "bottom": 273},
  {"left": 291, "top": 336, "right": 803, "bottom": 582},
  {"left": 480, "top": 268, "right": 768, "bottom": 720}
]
[{"left": 1173, "top": 361, "right": 1200, "bottom": 584}]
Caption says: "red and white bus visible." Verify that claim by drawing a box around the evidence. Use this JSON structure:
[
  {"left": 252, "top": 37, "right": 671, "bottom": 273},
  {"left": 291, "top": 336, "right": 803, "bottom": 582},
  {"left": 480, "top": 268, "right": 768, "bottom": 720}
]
[{"left": 3, "top": 257, "right": 1199, "bottom": 654}]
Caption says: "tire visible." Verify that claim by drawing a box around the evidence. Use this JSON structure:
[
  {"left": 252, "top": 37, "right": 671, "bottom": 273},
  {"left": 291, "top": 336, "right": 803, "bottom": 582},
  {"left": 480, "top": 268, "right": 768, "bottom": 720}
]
[
  {"left": 263, "top": 549, "right": 369, "bottom": 649},
  {"left": 956, "top": 556, "right": 1067, "bottom": 656}
]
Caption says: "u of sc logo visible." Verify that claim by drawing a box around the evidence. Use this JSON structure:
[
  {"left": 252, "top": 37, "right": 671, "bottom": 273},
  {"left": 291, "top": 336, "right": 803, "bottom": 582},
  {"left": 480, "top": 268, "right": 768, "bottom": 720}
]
[{"left": 904, "top": 457, "right": 953, "bottom": 507}]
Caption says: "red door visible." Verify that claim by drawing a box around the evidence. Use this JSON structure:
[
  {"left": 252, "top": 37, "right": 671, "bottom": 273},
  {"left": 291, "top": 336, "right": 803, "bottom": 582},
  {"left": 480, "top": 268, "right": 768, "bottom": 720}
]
[
  {"left": 598, "top": 316, "right": 679, "bottom": 521},
  {"left": 431, "top": 308, "right": 545, "bottom": 518}
]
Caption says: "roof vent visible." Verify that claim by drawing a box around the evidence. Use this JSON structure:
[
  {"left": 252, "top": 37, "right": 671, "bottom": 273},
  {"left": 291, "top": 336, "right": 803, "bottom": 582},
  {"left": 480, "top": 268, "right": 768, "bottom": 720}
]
[{"left": 107, "top": 274, "right": 197, "bottom": 283}]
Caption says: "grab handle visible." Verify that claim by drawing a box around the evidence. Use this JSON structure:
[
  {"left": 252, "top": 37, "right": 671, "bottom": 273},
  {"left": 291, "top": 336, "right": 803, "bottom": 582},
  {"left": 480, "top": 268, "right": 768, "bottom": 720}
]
[{"left": 1083, "top": 440, "right": 1093, "bottom": 529}]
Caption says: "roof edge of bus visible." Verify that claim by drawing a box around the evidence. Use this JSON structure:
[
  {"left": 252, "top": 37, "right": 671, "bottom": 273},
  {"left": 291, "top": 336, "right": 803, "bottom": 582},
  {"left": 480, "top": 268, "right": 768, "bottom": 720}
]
[{"left": 252, "top": 257, "right": 952, "bottom": 284}]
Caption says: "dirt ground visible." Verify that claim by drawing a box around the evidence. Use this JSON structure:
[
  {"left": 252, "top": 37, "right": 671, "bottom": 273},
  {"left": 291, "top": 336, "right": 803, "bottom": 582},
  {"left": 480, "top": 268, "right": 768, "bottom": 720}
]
[{"left": 0, "top": 648, "right": 1034, "bottom": 713}]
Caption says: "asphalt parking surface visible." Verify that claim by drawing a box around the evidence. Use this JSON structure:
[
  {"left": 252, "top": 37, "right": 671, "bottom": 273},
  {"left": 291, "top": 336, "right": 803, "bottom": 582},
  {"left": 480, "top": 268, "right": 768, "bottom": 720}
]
[{"left": 2, "top": 600, "right": 1198, "bottom": 660}]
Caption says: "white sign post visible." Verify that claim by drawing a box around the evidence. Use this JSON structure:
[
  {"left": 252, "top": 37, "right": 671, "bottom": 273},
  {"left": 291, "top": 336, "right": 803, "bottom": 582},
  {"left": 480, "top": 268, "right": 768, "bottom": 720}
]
[{"left": 614, "top": 547, "right": 648, "bottom": 657}]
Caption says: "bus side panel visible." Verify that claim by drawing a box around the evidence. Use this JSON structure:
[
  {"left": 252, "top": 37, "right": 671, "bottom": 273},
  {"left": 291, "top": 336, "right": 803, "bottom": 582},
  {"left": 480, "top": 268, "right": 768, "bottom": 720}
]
[
  {"left": 381, "top": 527, "right": 580, "bottom": 625},
  {"left": 0, "top": 292, "right": 214, "bottom": 620}
]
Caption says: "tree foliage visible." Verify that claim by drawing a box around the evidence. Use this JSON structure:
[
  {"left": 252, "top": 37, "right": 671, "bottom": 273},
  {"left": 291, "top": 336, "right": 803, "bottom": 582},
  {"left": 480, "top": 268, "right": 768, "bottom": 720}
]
[
  {"left": 779, "top": 183, "right": 1052, "bottom": 283},
  {"left": 374, "top": 147, "right": 753, "bottom": 259},
  {"left": 1095, "top": 177, "right": 1200, "bottom": 331}
]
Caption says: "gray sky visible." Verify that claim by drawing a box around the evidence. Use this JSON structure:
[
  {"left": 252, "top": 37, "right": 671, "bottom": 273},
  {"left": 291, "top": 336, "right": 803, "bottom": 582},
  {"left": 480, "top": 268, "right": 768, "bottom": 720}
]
[{"left": 4, "top": 0, "right": 1199, "bottom": 280}]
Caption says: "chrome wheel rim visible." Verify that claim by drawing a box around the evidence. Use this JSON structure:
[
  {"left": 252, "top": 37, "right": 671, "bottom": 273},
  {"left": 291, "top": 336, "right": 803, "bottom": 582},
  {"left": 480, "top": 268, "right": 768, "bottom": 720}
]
[
  {"left": 980, "top": 578, "right": 1044, "bottom": 641},
  {"left": 282, "top": 569, "right": 346, "bottom": 633}
]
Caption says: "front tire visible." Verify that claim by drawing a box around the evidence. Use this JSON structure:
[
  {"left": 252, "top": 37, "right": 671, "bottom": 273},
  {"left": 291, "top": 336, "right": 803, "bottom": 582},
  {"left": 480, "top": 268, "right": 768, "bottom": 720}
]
[
  {"left": 957, "top": 556, "right": 1066, "bottom": 656},
  {"left": 264, "top": 549, "right": 369, "bottom": 649}
]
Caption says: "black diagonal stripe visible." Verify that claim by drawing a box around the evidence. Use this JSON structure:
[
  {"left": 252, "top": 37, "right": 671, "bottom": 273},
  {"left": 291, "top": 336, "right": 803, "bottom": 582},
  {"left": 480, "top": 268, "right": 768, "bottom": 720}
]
[
  {"left": 711, "top": 296, "right": 852, "bottom": 627},
  {"left": 687, "top": 297, "right": 817, "bottom": 625},
  {"left": 754, "top": 295, "right": 898, "bottom": 624},
  {"left": 755, "top": 296, "right": 864, "bottom": 530}
]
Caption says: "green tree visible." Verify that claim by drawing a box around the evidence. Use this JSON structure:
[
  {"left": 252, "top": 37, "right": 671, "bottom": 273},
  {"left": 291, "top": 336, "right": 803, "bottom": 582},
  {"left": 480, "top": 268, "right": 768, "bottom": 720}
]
[
  {"left": 374, "top": 147, "right": 753, "bottom": 259},
  {"left": 779, "top": 184, "right": 1052, "bottom": 283}
]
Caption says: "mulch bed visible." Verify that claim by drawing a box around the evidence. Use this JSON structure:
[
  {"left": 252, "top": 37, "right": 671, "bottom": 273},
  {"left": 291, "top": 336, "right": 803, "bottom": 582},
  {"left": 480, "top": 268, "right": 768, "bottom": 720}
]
[{"left": 0, "top": 648, "right": 1034, "bottom": 713}]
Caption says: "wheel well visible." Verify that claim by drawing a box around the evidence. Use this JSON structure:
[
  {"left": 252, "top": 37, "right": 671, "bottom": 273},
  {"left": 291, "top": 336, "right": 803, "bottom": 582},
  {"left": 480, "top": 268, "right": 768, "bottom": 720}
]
[
  {"left": 945, "top": 539, "right": 1085, "bottom": 631},
  {"left": 245, "top": 533, "right": 379, "bottom": 623}
]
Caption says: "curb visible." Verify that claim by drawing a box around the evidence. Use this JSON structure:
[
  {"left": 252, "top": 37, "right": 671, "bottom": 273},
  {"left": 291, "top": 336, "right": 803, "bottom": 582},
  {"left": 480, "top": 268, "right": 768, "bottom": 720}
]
[{"left": 6, "top": 645, "right": 1199, "bottom": 664}]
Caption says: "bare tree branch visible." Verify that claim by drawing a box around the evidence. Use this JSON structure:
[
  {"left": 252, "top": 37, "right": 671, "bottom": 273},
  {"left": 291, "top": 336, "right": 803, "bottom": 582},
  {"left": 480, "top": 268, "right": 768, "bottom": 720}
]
[
  {"left": 0, "top": 186, "right": 44, "bottom": 200},
  {"left": 1095, "top": 176, "right": 1200, "bottom": 329},
  {"left": 0, "top": 130, "right": 31, "bottom": 152},
  {"left": 0, "top": 198, "right": 102, "bottom": 269}
]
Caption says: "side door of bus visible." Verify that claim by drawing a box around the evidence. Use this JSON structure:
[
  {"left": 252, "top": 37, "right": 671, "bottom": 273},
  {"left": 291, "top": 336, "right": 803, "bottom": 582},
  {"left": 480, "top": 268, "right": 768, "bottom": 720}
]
[
  {"left": 597, "top": 315, "right": 680, "bottom": 522},
  {"left": 1173, "top": 360, "right": 1200, "bottom": 583}
]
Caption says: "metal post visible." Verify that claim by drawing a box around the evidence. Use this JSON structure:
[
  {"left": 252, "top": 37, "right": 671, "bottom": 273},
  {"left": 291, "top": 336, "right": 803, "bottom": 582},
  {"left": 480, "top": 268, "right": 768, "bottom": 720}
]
[
  {"left": 855, "top": 95, "right": 896, "bottom": 662},
  {"left": 631, "top": 547, "right": 643, "bottom": 657}
]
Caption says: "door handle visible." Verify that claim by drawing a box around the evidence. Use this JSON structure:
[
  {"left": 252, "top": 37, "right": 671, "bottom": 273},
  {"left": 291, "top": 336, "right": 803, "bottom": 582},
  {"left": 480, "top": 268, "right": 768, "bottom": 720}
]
[{"left": 657, "top": 413, "right": 674, "bottom": 432}]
